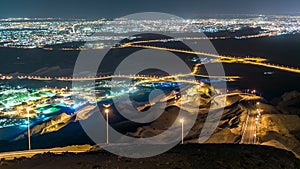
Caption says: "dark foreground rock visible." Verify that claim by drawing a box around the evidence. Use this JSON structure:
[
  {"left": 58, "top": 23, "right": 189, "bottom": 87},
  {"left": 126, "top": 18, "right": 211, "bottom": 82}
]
[{"left": 1, "top": 144, "right": 300, "bottom": 169}]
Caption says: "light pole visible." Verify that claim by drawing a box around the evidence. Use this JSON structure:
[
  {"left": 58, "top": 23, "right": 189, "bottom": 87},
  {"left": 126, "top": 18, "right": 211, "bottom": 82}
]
[
  {"left": 255, "top": 102, "right": 261, "bottom": 144},
  {"left": 105, "top": 108, "right": 109, "bottom": 144},
  {"left": 26, "top": 107, "right": 31, "bottom": 150},
  {"left": 256, "top": 102, "right": 260, "bottom": 110},
  {"left": 180, "top": 118, "right": 184, "bottom": 144}
]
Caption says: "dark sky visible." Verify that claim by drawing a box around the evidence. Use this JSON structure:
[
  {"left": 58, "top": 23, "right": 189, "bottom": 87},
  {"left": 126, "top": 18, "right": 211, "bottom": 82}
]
[{"left": 1, "top": 0, "right": 300, "bottom": 19}]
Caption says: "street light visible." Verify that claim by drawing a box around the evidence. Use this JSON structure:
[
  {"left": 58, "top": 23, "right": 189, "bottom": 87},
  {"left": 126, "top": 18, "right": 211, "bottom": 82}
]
[
  {"left": 26, "top": 107, "right": 31, "bottom": 150},
  {"left": 256, "top": 102, "right": 261, "bottom": 112},
  {"left": 180, "top": 118, "right": 184, "bottom": 144},
  {"left": 105, "top": 108, "right": 109, "bottom": 144},
  {"left": 103, "top": 104, "right": 111, "bottom": 108},
  {"left": 255, "top": 102, "right": 261, "bottom": 145}
]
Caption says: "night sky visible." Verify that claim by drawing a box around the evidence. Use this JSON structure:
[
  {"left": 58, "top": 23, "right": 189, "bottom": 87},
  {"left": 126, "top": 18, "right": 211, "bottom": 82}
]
[{"left": 1, "top": 0, "right": 300, "bottom": 19}]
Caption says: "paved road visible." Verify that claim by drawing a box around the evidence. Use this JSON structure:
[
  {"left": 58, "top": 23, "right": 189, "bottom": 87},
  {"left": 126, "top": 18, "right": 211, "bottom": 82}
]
[{"left": 240, "top": 103, "right": 258, "bottom": 144}]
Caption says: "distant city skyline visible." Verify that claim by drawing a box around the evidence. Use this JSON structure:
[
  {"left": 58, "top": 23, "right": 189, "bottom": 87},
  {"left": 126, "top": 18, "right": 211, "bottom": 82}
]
[{"left": 1, "top": 0, "right": 300, "bottom": 19}]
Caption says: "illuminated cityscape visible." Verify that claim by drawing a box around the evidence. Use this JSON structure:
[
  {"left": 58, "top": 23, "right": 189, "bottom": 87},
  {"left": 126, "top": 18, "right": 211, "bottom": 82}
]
[
  {"left": 1, "top": 15, "right": 300, "bottom": 49},
  {"left": 0, "top": 15, "right": 300, "bottom": 161},
  {"left": 1, "top": 0, "right": 300, "bottom": 168}
]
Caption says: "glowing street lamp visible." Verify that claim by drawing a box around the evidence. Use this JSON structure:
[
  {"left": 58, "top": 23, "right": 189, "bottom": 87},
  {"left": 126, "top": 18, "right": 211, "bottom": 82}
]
[
  {"left": 256, "top": 102, "right": 261, "bottom": 112},
  {"left": 105, "top": 108, "right": 109, "bottom": 144},
  {"left": 255, "top": 102, "right": 261, "bottom": 145},
  {"left": 103, "top": 104, "right": 111, "bottom": 108},
  {"left": 180, "top": 118, "right": 184, "bottom": 144},
  {"left": 26, "top": 107, "right": 31, "bottom": 150}
]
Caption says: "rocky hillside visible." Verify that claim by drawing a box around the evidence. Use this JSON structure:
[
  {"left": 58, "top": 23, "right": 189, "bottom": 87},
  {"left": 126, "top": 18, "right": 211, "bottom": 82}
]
[
  {"left": 124, "top": 90, "right": 300, "bottom": 158},
  {"left": 1, "top": 144, "right": 299, "bottom": 169}
]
